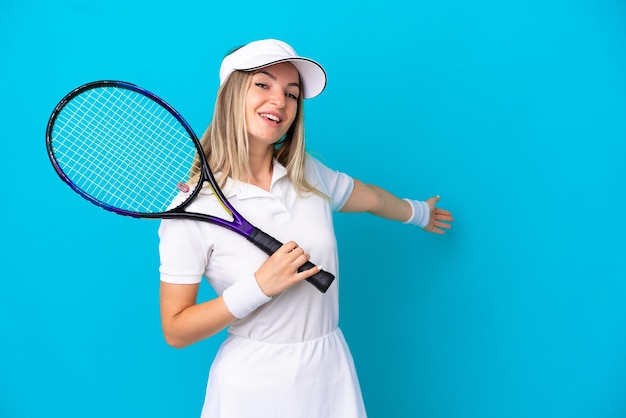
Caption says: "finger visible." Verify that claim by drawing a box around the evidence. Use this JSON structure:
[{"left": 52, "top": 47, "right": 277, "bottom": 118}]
[
  {"left": 296, "top": 262, "right": 323, "bottom": 280},
  {"left": 291, "top": 251, "right": 310, "bottom": 267},
  {"left": 428, "top": 225, "right": 446, "bottom": 234},
  {"left": 434, "top": 212, "right": 453, "bottom": 221},
  {"left": 282, "top": 241, "right": 300, "bottom": 253},
  {"left": 289, "top": 247, "right": 306, "bottom": 259},
  {"left": 426, "top": 195, "right": 441, "bottom": 210}
]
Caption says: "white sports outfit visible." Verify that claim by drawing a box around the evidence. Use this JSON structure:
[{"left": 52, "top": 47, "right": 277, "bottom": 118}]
[{"left": 158, "top": 155, "right": 367, "bottom": 417}]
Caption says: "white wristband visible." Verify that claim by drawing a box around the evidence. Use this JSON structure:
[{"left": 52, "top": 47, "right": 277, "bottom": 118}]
[
  {"left": 403, "top": 198, "right": 431, "bottom": 228},
  {"left": 222, "top": 275, "right": 272, "bottom": 319}
]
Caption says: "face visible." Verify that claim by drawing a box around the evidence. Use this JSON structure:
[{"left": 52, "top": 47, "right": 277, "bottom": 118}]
[{"left": 245, "top": 62, "right": 301, "bottom": 149}]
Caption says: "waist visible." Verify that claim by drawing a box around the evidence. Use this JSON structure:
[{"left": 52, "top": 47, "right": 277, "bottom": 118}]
[{"left": 227, "top": 327, "right": 343, "bottom": 347}]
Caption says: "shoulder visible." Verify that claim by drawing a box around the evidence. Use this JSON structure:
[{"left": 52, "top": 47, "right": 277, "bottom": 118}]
[
  {"left": 304, "top": 153, "right": 354, "bottom": 210},
  {"left": 304, "top": 153, "right": 341, "bottom": 179}
]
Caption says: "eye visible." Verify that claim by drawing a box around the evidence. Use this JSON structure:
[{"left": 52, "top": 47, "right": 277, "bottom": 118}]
[
  {"left": 255, "top": 82, "right": 269, "bottom": 89},
  {"left": 286, "top": 92, "right": 299, "bottom": 100}
]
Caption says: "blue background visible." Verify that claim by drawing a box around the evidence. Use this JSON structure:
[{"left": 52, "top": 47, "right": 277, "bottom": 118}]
[{"left": 2, "top": 0, "right": 625, "bottom": 417}]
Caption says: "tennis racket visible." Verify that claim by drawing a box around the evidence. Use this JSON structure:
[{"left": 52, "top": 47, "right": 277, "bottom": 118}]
[{"left": 46, "top": 80, "right": 335, "bottom": 293}]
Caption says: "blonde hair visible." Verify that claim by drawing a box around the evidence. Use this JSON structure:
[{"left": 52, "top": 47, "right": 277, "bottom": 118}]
[{"left": 196, "top": 69, "right": 323, "bottom": 197}]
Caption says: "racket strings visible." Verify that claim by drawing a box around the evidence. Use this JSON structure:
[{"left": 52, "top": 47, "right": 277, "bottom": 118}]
[
  {"left": 50, "top": 86, "right": 199, "bottom": 213},
  {"left": 55, "top": 92, "right": 166, "bottom": 210}
]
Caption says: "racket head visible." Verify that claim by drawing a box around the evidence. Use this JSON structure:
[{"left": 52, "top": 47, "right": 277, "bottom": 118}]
[
  {"left": 46, "top": 80, "right": 334, "bottom": 293},
  {"left": 46, "top": 80, "right": 207, "bottom": 218}
]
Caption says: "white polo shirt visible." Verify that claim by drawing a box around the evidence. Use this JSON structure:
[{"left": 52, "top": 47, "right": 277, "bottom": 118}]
[{"left": 158, "top": 154, "right": 354, "bottom": 343}]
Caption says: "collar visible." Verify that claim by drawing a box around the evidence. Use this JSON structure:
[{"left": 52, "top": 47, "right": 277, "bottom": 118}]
[{"left": 199, "top": 159, "right": 288, "bottom": 199}]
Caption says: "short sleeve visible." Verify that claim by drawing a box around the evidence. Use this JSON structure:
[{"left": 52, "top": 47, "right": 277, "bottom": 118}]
[
  {"left": 158, "top": 218, "right": 212, "bottom": 284},
  {"left": 305, "top": 155, "right": 354, "bottom": 211}
]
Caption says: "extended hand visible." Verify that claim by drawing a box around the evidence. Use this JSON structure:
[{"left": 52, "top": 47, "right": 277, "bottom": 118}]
[{"left": 423, "top": 196, "right": 454, "bottom": 234}]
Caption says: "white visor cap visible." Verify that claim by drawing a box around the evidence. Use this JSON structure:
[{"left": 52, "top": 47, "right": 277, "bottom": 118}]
[{"left": 219, "top": 39, "right": 327, "bottom": 99}]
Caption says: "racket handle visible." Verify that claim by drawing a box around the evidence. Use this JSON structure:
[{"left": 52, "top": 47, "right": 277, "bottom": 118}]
[{"left": 248, "top": 228, "right": 336, "bottom": 293}]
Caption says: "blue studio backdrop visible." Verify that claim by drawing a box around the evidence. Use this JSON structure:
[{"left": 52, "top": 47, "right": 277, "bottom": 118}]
[{"left": 1, "top": 0, "right": 625, "bottom": 417}]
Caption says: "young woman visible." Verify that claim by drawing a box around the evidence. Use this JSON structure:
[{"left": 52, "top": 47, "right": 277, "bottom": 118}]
[{"left": 158, "top": 39, "right": 453, "bottom": 417}]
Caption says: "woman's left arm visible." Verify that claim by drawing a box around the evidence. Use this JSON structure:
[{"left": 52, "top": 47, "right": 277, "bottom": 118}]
[{"left": 340, "top": 179, "right": 454, "bottom": 234}]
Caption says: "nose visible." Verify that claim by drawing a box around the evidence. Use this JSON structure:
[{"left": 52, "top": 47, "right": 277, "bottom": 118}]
[{"left": 269, "top": 88, "right": 285, "bottom": 108}]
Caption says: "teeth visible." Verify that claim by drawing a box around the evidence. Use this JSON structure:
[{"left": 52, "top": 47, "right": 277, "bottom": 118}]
[{"left": 260, "top": 113, "right": 280, "bottom": 122}]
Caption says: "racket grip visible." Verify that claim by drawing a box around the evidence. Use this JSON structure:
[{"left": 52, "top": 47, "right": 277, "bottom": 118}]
[{"left": 248, "top": 228, "right": 335, "bottom": 293}]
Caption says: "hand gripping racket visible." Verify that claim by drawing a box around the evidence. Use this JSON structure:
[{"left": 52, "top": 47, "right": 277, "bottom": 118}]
[{"left": 46, "top": 80, "right": 335, "bottom": 293}]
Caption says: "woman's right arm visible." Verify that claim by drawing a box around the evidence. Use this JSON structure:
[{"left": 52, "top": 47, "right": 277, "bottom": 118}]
[
  {"left": 159, "top": 282, "right": 236, "bottom": 348},
  {"left": 159, "top": 239, "right": 321, "bottom": 348}
]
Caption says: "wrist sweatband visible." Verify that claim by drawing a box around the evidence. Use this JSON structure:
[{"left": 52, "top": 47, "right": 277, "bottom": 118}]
[
  {"left": 222, "top": 275, "right": 272, "bottom": 319},
  {"left": 403, "top": 198, "right": 431, "bottom": 228}
]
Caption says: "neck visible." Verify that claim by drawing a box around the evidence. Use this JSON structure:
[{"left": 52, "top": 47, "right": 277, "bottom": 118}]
[{"left": 247, "top": 145, "right": 274, "bottom": 191}]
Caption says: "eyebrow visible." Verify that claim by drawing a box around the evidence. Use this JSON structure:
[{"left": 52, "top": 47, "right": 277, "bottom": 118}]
[{"left": 255, "top": 70, "right": 301, "bottom": 90}]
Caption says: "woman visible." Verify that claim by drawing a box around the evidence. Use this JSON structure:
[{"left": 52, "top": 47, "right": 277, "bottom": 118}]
[{"left": 158, "top": 39, "right": 453, "bottom": 417}]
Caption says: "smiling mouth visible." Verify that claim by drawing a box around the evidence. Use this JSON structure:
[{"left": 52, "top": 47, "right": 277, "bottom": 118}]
[{"left": 260, "top": 113, "right": 281, "bottom": 123}]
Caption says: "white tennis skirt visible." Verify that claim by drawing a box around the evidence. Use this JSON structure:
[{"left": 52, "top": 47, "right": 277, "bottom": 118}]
[{"left": 201, "top": 328, "right": 367, "bottom": 417}]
